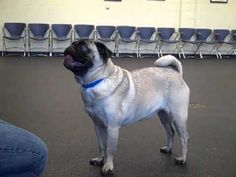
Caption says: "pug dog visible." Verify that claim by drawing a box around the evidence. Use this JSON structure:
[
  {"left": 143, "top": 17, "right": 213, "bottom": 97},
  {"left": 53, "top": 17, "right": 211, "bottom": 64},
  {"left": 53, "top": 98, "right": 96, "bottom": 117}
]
[{"left": 63, "top": 39, "right": 190, "bottom": 176}]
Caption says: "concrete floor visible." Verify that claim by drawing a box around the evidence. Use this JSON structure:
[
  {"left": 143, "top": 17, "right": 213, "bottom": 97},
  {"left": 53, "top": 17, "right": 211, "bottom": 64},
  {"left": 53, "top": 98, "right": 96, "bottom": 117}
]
[{"left": 0, "top": 56, "right": 236, "bottom": 177}]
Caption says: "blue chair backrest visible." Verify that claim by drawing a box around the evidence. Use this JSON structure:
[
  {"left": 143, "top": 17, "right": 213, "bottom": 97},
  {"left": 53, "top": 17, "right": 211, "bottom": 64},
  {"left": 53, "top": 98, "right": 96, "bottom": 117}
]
[
  {"left": 28, "top": 23, "right": 50, "bottom": 37},
  {"left": 52, "top": 24, "right": 72, "bottom": 38},
  {"left": 213, "top": 29, "right": 230, "bottom": 42},
  {"left": 96, "top": 26, "right": 116, "bottom": 38},
  {"left": 117, "top": 26, "right": 136, "bottom": 39},
  {"left": 4, "top": 23, "right": 26, "bottom": 37},
  {"left": 196, "top": 29, "right": 212, "bottom": 41},
  {"left": 74, "top": 24, "right": 94, "bottom": 38},
  {"left": 157, "top": 28, "right": 175, "bottom": 40},
  {"left": 137, "top": 27, "right": 156, "bottom": 40},
  {"left": 179, "top": 28, "right": 196, "bottom": 41}
]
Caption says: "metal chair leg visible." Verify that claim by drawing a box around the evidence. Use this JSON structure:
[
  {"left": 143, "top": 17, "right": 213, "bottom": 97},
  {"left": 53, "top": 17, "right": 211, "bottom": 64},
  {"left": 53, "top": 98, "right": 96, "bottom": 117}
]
[
  {"left": 181, "top": 48, "right": 186, "bottom": 59},
  {"left": 199, "top": 51, "right": 203, "bottom": 59}
]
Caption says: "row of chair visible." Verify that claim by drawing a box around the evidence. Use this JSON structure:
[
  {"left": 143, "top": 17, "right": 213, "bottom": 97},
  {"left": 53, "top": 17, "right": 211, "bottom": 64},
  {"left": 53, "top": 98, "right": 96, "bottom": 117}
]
[{"left": 2, "top": 22, "right": 236, "bottom": 58}]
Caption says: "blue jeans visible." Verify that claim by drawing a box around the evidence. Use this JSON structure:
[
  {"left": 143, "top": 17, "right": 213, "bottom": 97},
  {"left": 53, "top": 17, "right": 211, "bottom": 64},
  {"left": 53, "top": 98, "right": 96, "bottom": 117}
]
[{"left": 0, "top": 119, "right": 48, "bottom": 177}]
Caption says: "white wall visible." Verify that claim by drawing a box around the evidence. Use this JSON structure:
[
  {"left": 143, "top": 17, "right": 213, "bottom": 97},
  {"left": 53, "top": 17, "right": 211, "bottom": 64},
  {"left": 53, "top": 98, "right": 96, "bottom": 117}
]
[
  {"left": 0, "top": 0, "right": 236, "bottom": 50},
  {"left": 1, "top": 0, "right": 236, "bottom": 27}
]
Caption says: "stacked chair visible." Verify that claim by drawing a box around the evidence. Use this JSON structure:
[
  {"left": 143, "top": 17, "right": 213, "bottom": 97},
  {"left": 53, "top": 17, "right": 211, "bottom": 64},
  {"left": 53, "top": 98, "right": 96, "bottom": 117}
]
[
  {"left": 157, "top": 27, "right": 180, "bottom": 58},
  {"left": 1, "top": 22, "right": 236, "bottom": 58},
  {"left": 116, "top": 26, "right": 138, "bottom": 57},
  {"left": 95, "top": 25, "right": 117, "bottom": 55},
  {"left": 194, "top": 28, "right": 214, "bottom": 59},
  {"left": 51, "top": 24, "right": 72, "bottom": 56},
  {"left": 28, "top": 23, "right": 50, "bottom": 56},
  {"left": 2, "top": 22, "right": 27, "bottom": 56},
  {"left": 212, "top": 29, "right": 231, "bottom": 59},
  {"left": 137, "top": 27, "right": 158, "bottom": 58},
  {"left": 179, "top": 28, "right": 197, "bottom": 58},
  {"left": 229, "top": 30, "right": 236, "bottom": 55}
]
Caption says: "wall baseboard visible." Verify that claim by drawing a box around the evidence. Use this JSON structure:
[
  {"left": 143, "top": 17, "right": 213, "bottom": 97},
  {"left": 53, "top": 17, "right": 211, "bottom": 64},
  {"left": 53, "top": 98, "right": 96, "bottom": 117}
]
[
  {"left": 0, "top": 51, "right": 235, "bottom": 58},
  {"left": 0, "top": 51, "right": 64, "bottom": 57}
]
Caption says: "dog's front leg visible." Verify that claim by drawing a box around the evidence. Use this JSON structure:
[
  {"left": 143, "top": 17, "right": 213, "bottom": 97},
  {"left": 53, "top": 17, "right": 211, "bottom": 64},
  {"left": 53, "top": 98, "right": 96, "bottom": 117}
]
[
  {"left": 90, "top": 124, "right": 107, "bottom": 166},
  {"left": 102, "top": 126, "right": 120, "bottom": 176}
]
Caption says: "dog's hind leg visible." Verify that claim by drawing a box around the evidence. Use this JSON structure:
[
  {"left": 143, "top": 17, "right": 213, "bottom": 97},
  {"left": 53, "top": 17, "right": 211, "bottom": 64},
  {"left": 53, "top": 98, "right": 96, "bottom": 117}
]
[
  {"left": 171, "top": 111, "right": 189, "bottom": 165},
  {"left": 158, "top": 110, "right": 175, "bottom": 154},
  {"left": 168, "top": 84, "right": 190, "bottom": 165}
]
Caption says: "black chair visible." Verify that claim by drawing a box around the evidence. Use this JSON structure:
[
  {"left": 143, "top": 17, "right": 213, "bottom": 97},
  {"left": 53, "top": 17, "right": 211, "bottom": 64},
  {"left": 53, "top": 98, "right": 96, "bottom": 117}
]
[
  {"left": 157, "top": 27, "right": 180, "bottom": 57},
  {"left": 96, "top": 25, "right": 117, "bottom": 55},
  {"left": 2, "top": 22, "right": 27, "bottom": 56},
  {"left": 179, "top": 28, "right": 196, "bottom": 58},
  {"left": 116, "top": 26, "right": 138, "bottom": 57},
  {"left": 28, "top": 23, "right": 50, "bottom": 56},
  {"left": 137, "top": 27, "right": 158, "bottom": 58},
  {"left": 51, "top": 24, "right": 72, "bottom": 56},
  {"left": 74, "top": 24, "right": 95, "bottom": 41},
  {"left": 195, "top": 28, "right": 214, "bottom": 59},
  {"left": 212, "top": 29, "right": 231, "bottom": 58}
]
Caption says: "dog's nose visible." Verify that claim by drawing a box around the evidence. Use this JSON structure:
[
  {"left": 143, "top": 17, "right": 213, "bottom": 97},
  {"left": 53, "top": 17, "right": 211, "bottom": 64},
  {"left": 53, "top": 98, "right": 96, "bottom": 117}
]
[
  {"left": 63, "top": 54, "right": 73, "bottom": 69},
  {"left": 78, "top": 41, "right": 86, "bottom": 50}
]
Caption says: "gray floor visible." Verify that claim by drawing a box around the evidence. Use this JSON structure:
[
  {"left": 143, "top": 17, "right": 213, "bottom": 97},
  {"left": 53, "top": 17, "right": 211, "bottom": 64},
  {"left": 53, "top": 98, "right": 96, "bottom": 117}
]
[{"left": 0, "top": 56, "right": 236, "bottom": 177}]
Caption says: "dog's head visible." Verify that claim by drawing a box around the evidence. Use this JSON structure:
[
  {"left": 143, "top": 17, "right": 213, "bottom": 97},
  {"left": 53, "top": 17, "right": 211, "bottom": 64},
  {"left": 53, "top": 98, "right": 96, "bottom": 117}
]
[{"left": 63, "top": 39, "right": 112, "bottom": 76}]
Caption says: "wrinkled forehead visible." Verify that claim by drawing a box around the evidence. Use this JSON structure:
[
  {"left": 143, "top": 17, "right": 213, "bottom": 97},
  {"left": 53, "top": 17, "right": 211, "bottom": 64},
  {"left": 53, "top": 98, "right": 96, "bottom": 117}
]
[{"left": 72, "top": 39, "right": 96, "bottom": 50}]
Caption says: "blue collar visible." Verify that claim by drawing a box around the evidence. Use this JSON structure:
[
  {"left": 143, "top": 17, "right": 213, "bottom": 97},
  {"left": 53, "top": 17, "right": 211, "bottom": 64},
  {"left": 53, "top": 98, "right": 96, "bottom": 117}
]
[{"left": 82, "top": 78, "right": 106, "bottom": 89}]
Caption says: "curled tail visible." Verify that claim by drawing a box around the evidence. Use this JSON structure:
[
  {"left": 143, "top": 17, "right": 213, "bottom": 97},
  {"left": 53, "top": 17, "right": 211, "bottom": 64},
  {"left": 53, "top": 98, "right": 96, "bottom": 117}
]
[{"left": 154, "top": 55, "right": 183, "bottom": 76}]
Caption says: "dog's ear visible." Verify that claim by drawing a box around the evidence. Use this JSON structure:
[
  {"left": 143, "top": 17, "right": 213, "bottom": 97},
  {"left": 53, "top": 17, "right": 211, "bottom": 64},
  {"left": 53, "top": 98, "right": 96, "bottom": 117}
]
[{"left": 95, "top": 42, "right": 113, "bottom": 62}]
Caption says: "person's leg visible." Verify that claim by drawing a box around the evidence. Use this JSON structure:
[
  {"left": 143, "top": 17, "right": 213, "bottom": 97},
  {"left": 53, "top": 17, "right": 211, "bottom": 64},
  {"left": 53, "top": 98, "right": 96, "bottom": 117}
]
[{"left": 0, "top": 119, "right": 48, "bottom": 177}]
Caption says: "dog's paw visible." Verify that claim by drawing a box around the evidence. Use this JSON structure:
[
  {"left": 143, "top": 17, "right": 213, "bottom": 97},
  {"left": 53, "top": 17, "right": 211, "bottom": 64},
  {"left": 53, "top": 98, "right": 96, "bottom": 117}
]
[
  {"left": 101, "top": 163, "right": 114, "bottom": 176},
  {"left": 175, "top": 157, "right": 187, "bottom": 166},
  {"left": 101, "top": 169, "right": 114, "bottom": 176},
  {"left": 160, "top": 146, "right": 172, "bottom": 154},
  {"left": 90, "top": 157, "right": 104, "bottom": 167}
]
